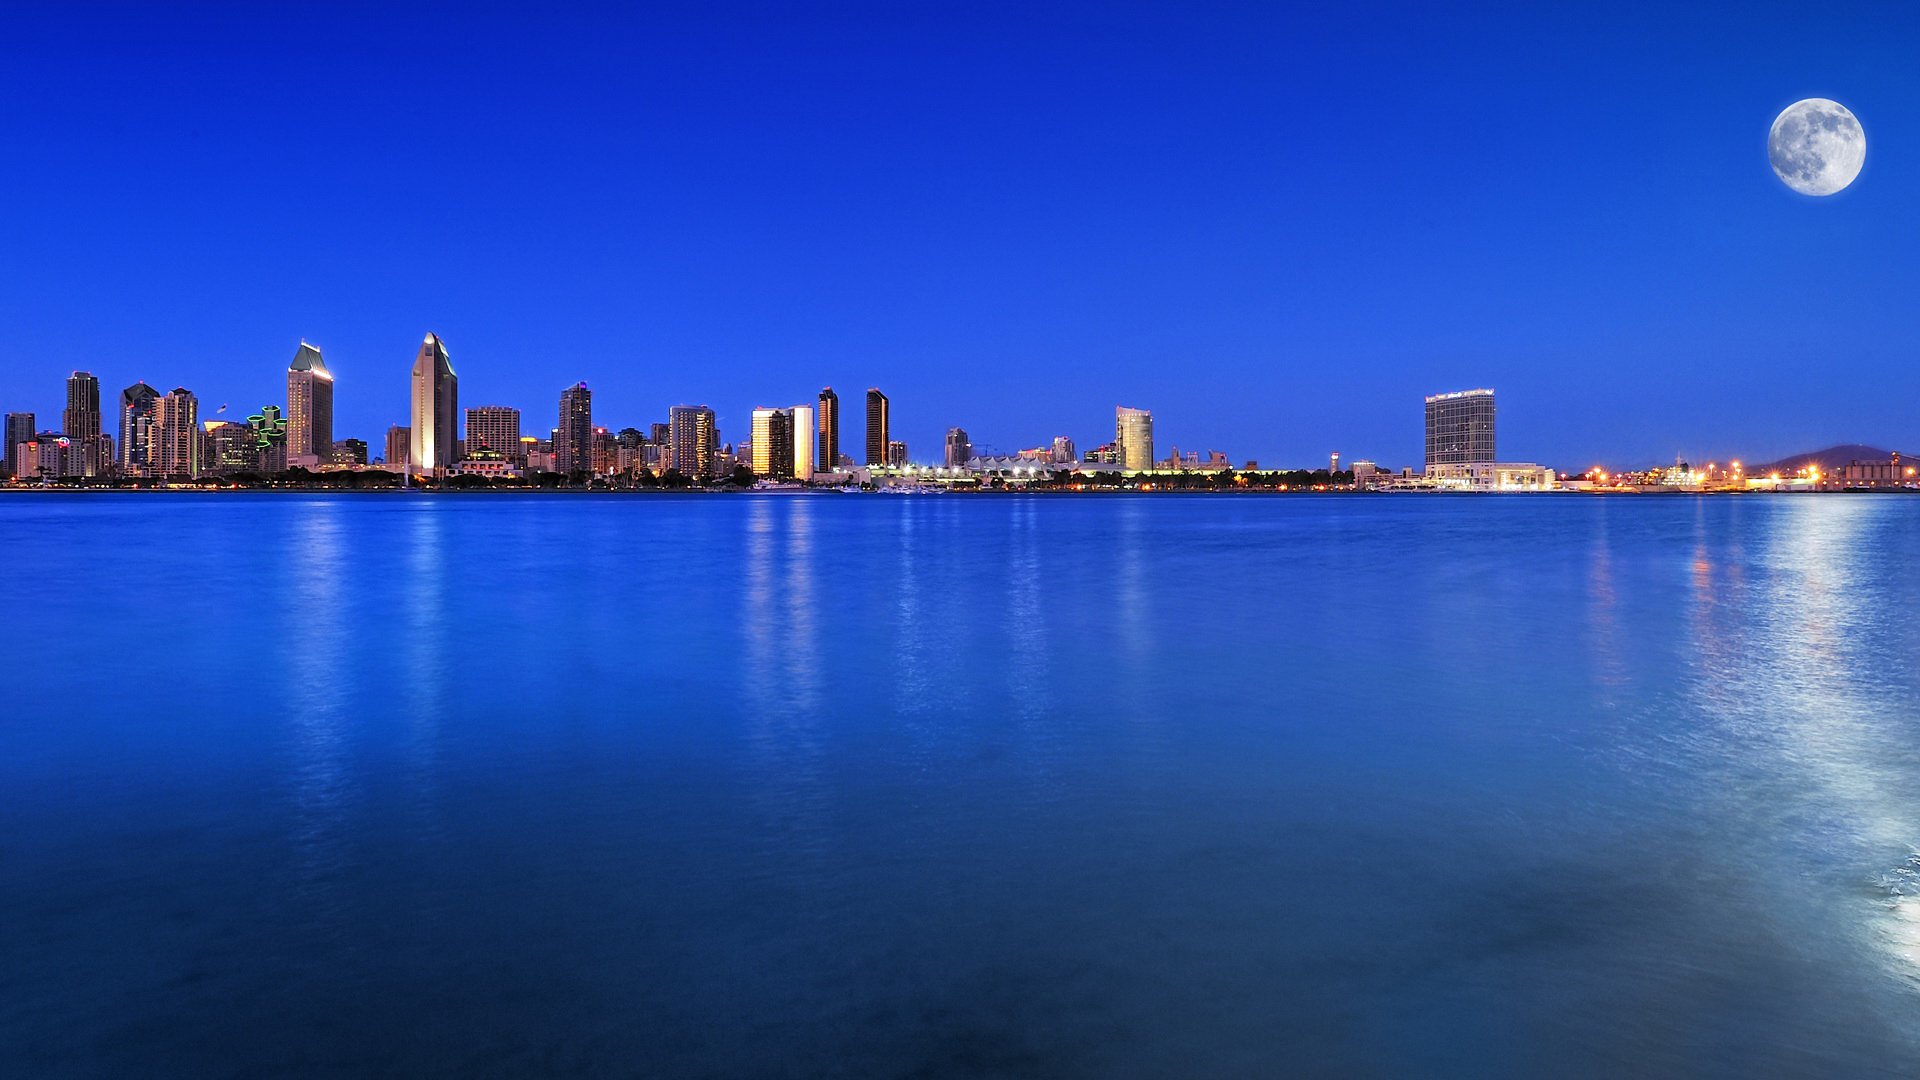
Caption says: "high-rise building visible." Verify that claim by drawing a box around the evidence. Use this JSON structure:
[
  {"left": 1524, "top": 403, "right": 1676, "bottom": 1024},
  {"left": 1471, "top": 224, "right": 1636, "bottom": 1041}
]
[
  {"left": 1115, "top": 406, "right": 1153, "bottom": 471},
  {"left": 410, "top": 333, "right": 458, "bottom": 474},
  {"left": 1050, "top": 435, "right": 1075, "bottom": 464},
  {"left": 669, "top": 405, "right": 717, "bottom": 479},
  {"left": 465, "top": 406, "right": 522, "bottom": 466},
  {"left": 286, "top": 342, "right": 334, "bottom": 466},
  {"left": 62, "top": 371, "right": 104, "bottom": 476},
  {"left": 1424, "top": 388, "right": 1496, "bottom": 471},
  {"left": 791, "top": 404, "right": 815, "bottom": 481},
  {"left": 119, "top": 382, "right": 162, "bottom": 477},
  {"left": 556, "top": 383, "right": 593, "bottom": 476},
  {"left": 333, "top": 438, "right": 369, "bottom": 466},
  {"left": 887, "top": 439, "right": 907, "bottom": 467},
  {"left": 153, "top": 387, "right": 200, "bottom": 478},
  {"left": 817, "top": 387, "right": 839, "bottom": 468},
  {"left": 750, "top": 408, "right": 795, "bottom": 480},
  {"left": 5, "top": 412, "right": 36, "bottom": 478},
  {"left": 203, "top": 420, "right": 258, "bottom": 475},
  {"left": 865, "top": 388, "right": 889, "bottom": 466},
  {"left": 385, "top": 425, "right": 411, "bottom": 468},
  {"left": 945, "top": 427, "right": 971, "bottom": 467}
]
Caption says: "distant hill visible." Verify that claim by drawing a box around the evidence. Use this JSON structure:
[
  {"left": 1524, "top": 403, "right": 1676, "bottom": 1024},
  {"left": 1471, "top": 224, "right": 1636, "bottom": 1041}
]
[{"left": 1747, "top": 444, "right": 1906, "bottom": 475}]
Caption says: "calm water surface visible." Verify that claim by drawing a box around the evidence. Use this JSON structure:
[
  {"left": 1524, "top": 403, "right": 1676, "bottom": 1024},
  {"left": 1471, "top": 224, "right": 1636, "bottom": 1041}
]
[{"left": 5, "top": 493, "right": 1919, "bottom": 1078}]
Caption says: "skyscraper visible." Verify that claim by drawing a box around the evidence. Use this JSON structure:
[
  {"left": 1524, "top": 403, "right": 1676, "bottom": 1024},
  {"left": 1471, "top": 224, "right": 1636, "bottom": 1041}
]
[
  {"left": 61, "top": 371, "right": 103, "bottom": 475},
  {"left": 385, "top": 425, "right": 411, "bottom": 469},
  {"left": 817, "top": 387, "right": 839, "bottom": 469},
  {"left": 153, "top": 387, "right": 200, "bottom": 478},
  {"left": 4, "top": 412, "right": 35, "bottom": 478},
  {"left": 791, "top": 404, "right": 815, "bottom": 481},
  {"left": 465, "top": 406, "right": 522, "bottom": 466},
  {"left": 410, "top": 333, "right": 458, "bottom": 475},
  {"left": 1115, "top": 406, "right": 1153, "bottom": 471},
  {"left": 865, "top": 388, "right": 889, "bottom": 466},
  {"left": 886, "top": 440, "right": 907, "bottom": 467},
  {"left": 286, "top": 342, "right": 334, "bottom": 466},
  {"left": 750, "top": 408, "right": 795, "bottom": 480},
  {"left": 119, "top": 382, "right": 161, "bottom": 477},
  {"left": 1424, "top": 388, "right": 1496, "bottom": 471},
  {"left": 556, "top": 383, "right": 593, "bottom": 476},
  {"left": 669, "top": 405, "right": 717, "bottom": 479},
  {"left": 945, "top": 427, "right": 971, "bottom": 467}
]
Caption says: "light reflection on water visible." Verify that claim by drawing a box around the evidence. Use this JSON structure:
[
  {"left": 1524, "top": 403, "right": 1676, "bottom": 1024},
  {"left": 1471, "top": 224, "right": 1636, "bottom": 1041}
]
[{"left": 3, "top": 493, "right": 1920, "bottom": 1078}]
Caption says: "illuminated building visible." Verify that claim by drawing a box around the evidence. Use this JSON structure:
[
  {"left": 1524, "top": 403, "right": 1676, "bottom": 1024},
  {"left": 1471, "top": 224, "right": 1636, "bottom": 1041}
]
[
  {"left": 203, "top": 420, "right": 258, "bottom": 474},
  {"left": 817, "top": 388, "right": 839, "bottom": 469},
  {"left": 464, "top": 406, "right": 521, "bottom": 466},
  {"left": 1424, "top": 388, "right": 1495, "bottom": 471},
  {"left": 64, "top": 372, "right": 105, "bottom": 476},
  {"left": 409, "top": 333, "right": 458, "bottom": 475},
  {"left": 1115, "top": 406, "right": 1153, "bottom": 471},
  {"left": 153, "top": 387, "right": 201, "bottom": 478},
  {"left": 945, "top": 427, "right": 971, "bottom": 467},
  {"left": 119, "top": 382, "right": 161, "bottom": 477},
  {"left": 385, "top": 425, "right": 411, "bottom": 468},
  {"left": 791, "top": 405, "right": 815, "bottom": 481},
  {"left": 1051, "top": 436, "right": 1075, "bottom": 464},
  {"left": 333, "top": 438, "right": 369, "bottom": 466},
  {"left": 669, "top": 405, "right": 718, "bottom": 478},
  {"left": 5, "top": 412, "right": 35, "bottom": 478},
  {"left": 865, "top": 388, "right": 889, "bottom": 465},
  {"left": 750, "top": 407, "right": 795, "bottom": 479},
  {"left": 886, "top": 439, "right": 907, "bottom": 467},
  {"left": 556, "top": 383, "right": 593, "bottom": 475},
  {"left": 286, "top": 342, "right": 334, "bottom": 466}
]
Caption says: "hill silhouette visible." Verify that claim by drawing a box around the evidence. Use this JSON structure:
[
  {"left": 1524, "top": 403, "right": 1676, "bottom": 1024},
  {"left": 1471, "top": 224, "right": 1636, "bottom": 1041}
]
[{"left": 1746, "top": 444, "right": 1905, "bottom": 475}]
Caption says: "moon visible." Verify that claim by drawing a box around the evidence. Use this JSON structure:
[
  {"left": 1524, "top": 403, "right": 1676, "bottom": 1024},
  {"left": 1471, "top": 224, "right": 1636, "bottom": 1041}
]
[{"left": 1769, "top": 98, "right": 1865, "bottom": 196}]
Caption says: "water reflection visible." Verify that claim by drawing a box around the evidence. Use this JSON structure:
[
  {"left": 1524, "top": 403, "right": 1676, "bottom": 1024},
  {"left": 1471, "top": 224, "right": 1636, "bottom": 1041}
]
[
  {"left": 283, "top": 498, "right": 355, "bottom": 920},
  {"left": 402, "top": 502, "right": 449, "bottom": 839}
]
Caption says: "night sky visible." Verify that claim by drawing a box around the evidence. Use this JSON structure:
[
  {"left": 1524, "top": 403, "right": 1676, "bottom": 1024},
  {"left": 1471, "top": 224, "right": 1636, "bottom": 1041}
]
[{"left": 3, "top": 1, "right": 1915, "bottom": 469}]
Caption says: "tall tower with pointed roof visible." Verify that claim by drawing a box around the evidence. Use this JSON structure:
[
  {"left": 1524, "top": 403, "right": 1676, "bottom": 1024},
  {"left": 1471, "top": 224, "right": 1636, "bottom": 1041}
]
[
  {"left": 410, "top": 333, "right": 458, "bottom": 475},
  {"left": 287, "top": 341, "right": 334, "bottom": 465}
]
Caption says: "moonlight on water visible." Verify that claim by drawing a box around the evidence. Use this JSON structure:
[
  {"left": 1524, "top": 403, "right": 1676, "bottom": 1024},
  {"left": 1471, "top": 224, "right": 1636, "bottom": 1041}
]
[{"left": 1769, "top": 98, "right": 1865, "bottom": 195}]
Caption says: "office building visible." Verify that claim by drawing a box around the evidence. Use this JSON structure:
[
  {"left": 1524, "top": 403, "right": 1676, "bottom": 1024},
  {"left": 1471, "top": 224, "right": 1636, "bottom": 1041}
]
[
  {"left": 1424, "top": 388, "right": 1496, "bottom": 471},
  {"left": 945, "top": 427, "right": 971, "bottom": 468},
  {"left": 669, "top": 405, "right": 718, "bottom": 479},
  {"left": 750, "top": 408, "right": 795, "bottom": 480},
  {"left": 1115, "top": 406, "right": 1153, "bottom": 471},
  {"left": 286, "top": 342, "right": 334, "bottom": 467},
  {"left": 333, "top": 438, "right": 369, "bottom": 466},
  {"left": 817, "top": 387, "right": 839, "bottom": 468},
  {"left": 1051, "top": 436, "right": 1075, "bottom": 464},
  {"left": 410, "top": 333, "right": 458, "bottom": 474},
  {"left": 887, "top": 439, "right": 907, "bottom": 467},
  {"left": 4, "top": 412, "right": 35, "bottom": 478},
  {"left": 556, "top": 383, "right": 593, "bottom": 475},
  {"left": 203, "top": 421, "right": 258, "bottom": 475},
  {"left": 119, "top": 382, "right": 162, "bottom": 477},
  {"left": 465, "top": 406, "right": 522, "bottom": 466},
  {"left": 865, "top": 388, "right": 889, "bottom": 465},
  {"left": 791, "top": 404, "right": 815, "bottom": 481},
  {"left": 153, "top": 387, "right": 200, "bottom": 478},
  {"left": 63, "top": 372, "right": 104, "bottom": 476},
  {"left": 385, "top": 425, "right": 411, "bottom": 468}
]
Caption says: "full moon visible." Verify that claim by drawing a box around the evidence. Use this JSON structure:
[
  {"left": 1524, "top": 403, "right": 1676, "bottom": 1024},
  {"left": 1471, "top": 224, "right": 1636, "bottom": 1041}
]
[{"left": 1769, "top": 98, "right": 1865, "bottom": 196}]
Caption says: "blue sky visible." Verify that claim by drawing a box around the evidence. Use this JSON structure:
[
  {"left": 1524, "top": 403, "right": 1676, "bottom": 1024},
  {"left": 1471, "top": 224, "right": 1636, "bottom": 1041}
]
[{"left": 2, "top": 0, "right": 1916, "bottom": 468}]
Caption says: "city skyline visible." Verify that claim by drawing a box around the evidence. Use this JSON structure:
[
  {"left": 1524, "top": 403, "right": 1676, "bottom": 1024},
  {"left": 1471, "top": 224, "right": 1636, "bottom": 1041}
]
[{"left": 3, "top": 4, "right": 1914, "bottom": 468}]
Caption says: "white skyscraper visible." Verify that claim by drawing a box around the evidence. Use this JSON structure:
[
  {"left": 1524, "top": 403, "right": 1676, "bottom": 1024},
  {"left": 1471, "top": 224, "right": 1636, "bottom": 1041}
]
[{"left": 409, "top": 333, "right": 457, "bottom": 475}]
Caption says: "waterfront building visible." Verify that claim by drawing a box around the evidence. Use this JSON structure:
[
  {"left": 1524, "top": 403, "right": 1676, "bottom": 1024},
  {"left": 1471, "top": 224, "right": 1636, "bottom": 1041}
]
[
  {"left": 865, "top": 388, "right": 889, "bottom": 466},
  {"left": 1115, "top": 406, "right": 1153, "bottom": 471},
  {"left": 750, "top": 408, "right": 795, "bottom": 480},
  {"left": 119, "top": 382, "right": 161, "bottom": 476},
  {"left": 1051, "top": 436, "right": 1075, "bottom": 464},
  {"left": 791, "top": 404, "right": 816, "bottom": 481},
  {"left": 385, "top": 425, "right": 411, "bottom": 468},
  {"left": 333, "top": 438, "right": 369, "bottom": 466},
  {"left": 1829, "top": 452, "right": 1917, "bottom": 489},
  {"left": 556, "top": 383, "right": 593, "bottom": 476},
  {"left": 409, "top": 333, "right": 458, "bottom": 475},
  {"left": 945, "top": 427, "right": 971, "bottom": 467},
  {"left": 669, "top": 405, "right": 718, "bottom": 479},
  {"left": 153, "top": 387, "right": 201, "bottom": 478},
  {"left": 16, "top": 432, "right": 72, "bottom": 480},
  {"left": 1083, "top": 442, "right": 1120, "bottom": 465},
  {"left": 4, "top": 412, "right": 35, "bottom": 478},
  {"left": 1426, "top": 461, "right": 1555, "bottom": 491},
  {"left": 64, "top": 372, "right": 104, "bottom": 477},
  {"left": 1424, "top": 388, "right": 1496, "bottom": 471},
  {"left": 464, "top": 406, "right": 521, "bottom": 465},
  {"left": 286, "top": 342, "right": 334, "bottom": 467},
  {"left": 887, "top": 439, "right": 907, "bottom": 467},
  {"left": 203, "top": 420, "right": 258, "bottom": 474},
  {"left": 817, "top": 387, "right": 839, "bottom": 469}
]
